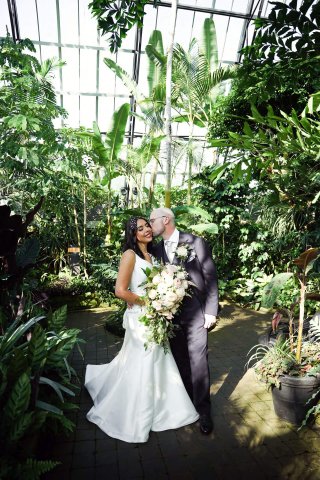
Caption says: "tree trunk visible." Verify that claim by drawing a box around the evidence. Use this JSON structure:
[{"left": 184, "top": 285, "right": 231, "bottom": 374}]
[
  {"left": 296, "top": 278, "right": 305, "bottom": 363},
  {"left": 148, "top": 157, "right": 158, "bottom": 207},
  {"left": 83, "top": 188, "right": 88, "bottom": 279},
  {"left": 164, "top": 0, "right": 178, "bottom": 208}
]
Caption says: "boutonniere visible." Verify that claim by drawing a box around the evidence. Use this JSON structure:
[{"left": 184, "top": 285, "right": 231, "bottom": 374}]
[{"left": 175, "top": 243, "right": 196, "bottom": 262}]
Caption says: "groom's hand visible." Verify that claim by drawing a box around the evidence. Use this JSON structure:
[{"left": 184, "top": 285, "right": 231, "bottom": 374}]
[{"left": 203, "top": 314, "right": 217, "bottom": 329}]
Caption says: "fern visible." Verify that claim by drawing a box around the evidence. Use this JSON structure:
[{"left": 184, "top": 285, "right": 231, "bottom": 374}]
[{"left": 18, "top": 458, "right": 60, "bottom": 480}]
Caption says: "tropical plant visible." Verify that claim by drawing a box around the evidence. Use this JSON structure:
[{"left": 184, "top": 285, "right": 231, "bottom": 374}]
[
  {"left": 146, "top": 18, "right": 235, "bottom": 205},
  {"left": 0, "top": 36, "right": 65, "bottom": 207},
  {"left": 77, "top": 103, "right": 129, "bottom": 244},
  {"left": 247, "top": 248, "right": 320, "bottom": 426},
  {"left": 261, "top": 249, "right": 320, "bottom": 360},
  {"left": 208, "top": 0, "right": 320, "bottom": 140},
  {"left": 88, "top": 0, "right": 159, "bottom": 52},
  {"left": 248, "top": 336, "right": 320, "bottom": 389},
  {"left": 0, "top": 305, "right": 82, "bottom": 479}
]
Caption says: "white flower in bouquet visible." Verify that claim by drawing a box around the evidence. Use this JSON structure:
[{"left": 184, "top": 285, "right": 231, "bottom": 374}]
[
  {"left": 175, "top": 243, "right": 195, "bottom": 262},
  {"left": 175, "top": 245, "right": 188, "bottom": 259},
  {"left": 177, "top": 271, "right": 187, "bottom": 279},
  {"left": 176, "top": 287, "right": 186, "bottom": 299},
  {"left": 152, "top": 274, "right": 162, "bottom": 285},
  {"left": 157, "top": 282, "right": 168, "bottom": 294},
  {"left": 139, "top": 262, "right": 194, "bottom": 352},
  {"left": 148, "top": 289, "right": 157, "bottom": 300},
  {"left": 152, "top": 300, "right": 162, "bottom": 311},
  {"left": 165, "top": 291, "right": 178, "bottom": 304},
  {"left": 161, "top": 272, "right": 174, "bottom": 286}
]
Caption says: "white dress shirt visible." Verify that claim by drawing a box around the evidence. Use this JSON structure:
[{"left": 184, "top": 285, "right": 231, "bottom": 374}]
[{"left": 164, "top": 228, "right": 179, "bottom": 263}]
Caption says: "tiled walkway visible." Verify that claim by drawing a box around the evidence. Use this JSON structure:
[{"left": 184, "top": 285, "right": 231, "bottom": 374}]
[{"left": 44, "top": 303, "right": 320, "bottom": 480}]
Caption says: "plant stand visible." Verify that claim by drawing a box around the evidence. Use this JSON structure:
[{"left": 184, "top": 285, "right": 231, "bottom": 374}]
[{"left": 272, "top": 374, "right": 320, "bottom": 425}]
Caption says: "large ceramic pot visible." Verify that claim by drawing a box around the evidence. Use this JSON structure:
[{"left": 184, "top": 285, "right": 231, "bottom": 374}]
[{"left": 272, "top": 374, "right": 320, "bottom": 424}]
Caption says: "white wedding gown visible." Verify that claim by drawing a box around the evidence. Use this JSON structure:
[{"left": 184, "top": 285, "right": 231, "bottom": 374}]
[{"left": 85, "top": 253, "right": 199, "bottom": 443}]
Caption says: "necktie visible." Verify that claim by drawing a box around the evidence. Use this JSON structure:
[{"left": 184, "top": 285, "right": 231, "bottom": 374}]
[{"left": 165, "top": 240, "right": 174, "bottom": 263}]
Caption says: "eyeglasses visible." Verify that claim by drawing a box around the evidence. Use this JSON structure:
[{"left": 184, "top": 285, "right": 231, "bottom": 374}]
[{"left": 149, "top": 216, "right": 167, "bottom": 225}]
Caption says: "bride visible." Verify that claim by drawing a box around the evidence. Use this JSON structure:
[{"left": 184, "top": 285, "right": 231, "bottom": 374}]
[{"left": 85, "top": 216, "right": 199, "bottom": 443}]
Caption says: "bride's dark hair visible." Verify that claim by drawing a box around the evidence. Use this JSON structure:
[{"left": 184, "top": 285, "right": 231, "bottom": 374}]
[{"left": 123, "top": 216, "right": 153, "bottom": 259}]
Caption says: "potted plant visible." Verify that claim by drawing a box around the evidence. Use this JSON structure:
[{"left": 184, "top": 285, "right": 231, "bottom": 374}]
[{"left": 247, "top": 248, "right": 320, "bottom": 425}]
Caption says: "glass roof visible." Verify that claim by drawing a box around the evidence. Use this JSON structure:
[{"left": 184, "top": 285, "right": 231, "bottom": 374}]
[
  {"left": 0, "top": 0, "right": 288, "bottom": 184},
  {"left": 0, "top": 1, "right": 282, "bottom": 129}
]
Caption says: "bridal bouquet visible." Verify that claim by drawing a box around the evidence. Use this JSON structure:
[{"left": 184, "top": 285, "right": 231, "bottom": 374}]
[{"left": 139, "top": 262, "right": 193, "bottom": 353}]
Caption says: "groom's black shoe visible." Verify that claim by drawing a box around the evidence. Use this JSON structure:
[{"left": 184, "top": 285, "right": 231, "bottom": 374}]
[{"left": 199, "top": 414, "right": 213, "bottom": 435}]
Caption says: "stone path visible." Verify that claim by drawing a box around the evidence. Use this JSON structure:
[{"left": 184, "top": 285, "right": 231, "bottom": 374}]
[{"left": 44, "top": 303, "right": 320, "bottom": 480}]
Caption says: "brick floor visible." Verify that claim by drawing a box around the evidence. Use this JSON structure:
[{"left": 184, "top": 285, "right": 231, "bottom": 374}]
[{"left": 43, "top": 303, "right": 320, "bottom": 480}]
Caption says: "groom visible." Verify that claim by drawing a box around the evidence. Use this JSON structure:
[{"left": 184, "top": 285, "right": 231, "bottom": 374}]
[{"left": 150, "top": 208, "right": 218, "bottom": 434}]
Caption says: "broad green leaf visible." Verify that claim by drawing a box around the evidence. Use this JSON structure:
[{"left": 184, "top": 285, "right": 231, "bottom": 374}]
[
  {"left": 173, "top": 205, "right": 212, "bottom": 222},
  {"left": 36, "top": 400, "right": 63, "bottom": 415},
  {"left": 146, "top": 30, "right": 164, "bottom": 95},
  {"left": 28, "top": 324, "right": 46, "bottom": 370},
  {"left": 104, "top": 57, "right": 143, "bottom": 102},
  {"left": 293, "top": 248, "right": 320, "bottom": 272},
  {"left": 261, "top": 273, "right": 293, "bottom": 308},
  {"left": 9, "top": 411, "right": 33, "bottom": 441},
  {"left": 189, "top": 223, "right": 218, "bottom": 234},
  {"left": 50, "top": 305, "right": 67, "bottom": 332},
  {"left": 200, "top": 18, "right": 218, "bottom": 73},
  {"left": 4, "top": 372, "right": 31, "bottom": 420},
  {"left": 250, "top": 104, "right": 265, "bottom": 123},
  {"left": 39, "top": 376, "right": 75, "bottom": 401},
  {"left": 105, "top": 102, "right": 130, "bottom": 163},
  {"left": 209, "top": 162, "right": 229, "bottom": 181},
  {"left": 0, "top": 315, "right": 46, "bottom": 360}
]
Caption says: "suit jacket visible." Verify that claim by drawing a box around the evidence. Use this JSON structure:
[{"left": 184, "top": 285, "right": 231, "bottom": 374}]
[{"left": 152, "top": 232, "right": 219, "bottom": 317}]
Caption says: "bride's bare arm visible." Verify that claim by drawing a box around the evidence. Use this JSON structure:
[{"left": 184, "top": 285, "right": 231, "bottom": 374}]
[{"left": 115, "top": 250, "right": 145, "bottom": 306}]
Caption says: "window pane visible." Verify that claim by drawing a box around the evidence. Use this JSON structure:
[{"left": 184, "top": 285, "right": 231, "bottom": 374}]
[
  {"left": 230, "top": 0, "right": 250, "bottom": 13},
  {"left": 80, "top": 48, "right": 97, "bottom": 92},
  {"left": 99, "top": 50, "right": 116, "bottom": 95},
  {"left": 79, "top": 0, "right": 98, "bottom": 46},
  {"left": 16, "top": 0, "right": 38, "bottom": 40},
  {"left": 222, "top": 17, "right": 245, "bottom": 62},
  {"left": 98, "top": 97, "right": 116, "bottom": 131},
  {"left": 213, "top": 14, "right": 229, "bottom": 61},
  {"left": 175, "top": 9, "right": 195, "bottom": 49},
  {"left": 141, "top": 4, "right": 158, "bottom": 50},
  {"left": 61, "top": 47, "right": 79, "bottom": 92},
  {"left": 37, "top": 0, "right": 57, "bottom": 43},
  {"left": 60, "top": 0, "right": 79, "bottom": 44},
  {"left": 80, "top": 95, "right": 96, "bottom": 127}
]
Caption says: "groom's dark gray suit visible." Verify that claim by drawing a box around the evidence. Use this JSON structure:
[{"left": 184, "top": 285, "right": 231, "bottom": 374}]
[{"left": 152, "top": 232, "right": 218, "bottom": 416}]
